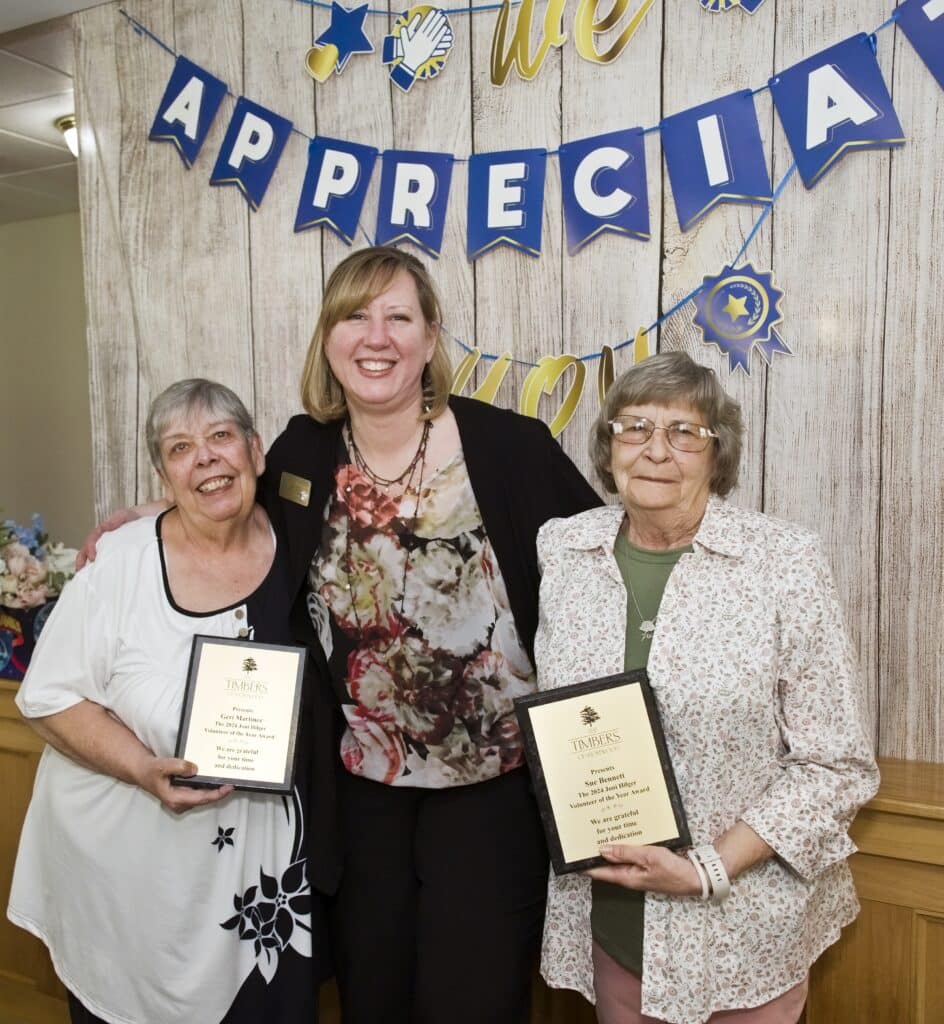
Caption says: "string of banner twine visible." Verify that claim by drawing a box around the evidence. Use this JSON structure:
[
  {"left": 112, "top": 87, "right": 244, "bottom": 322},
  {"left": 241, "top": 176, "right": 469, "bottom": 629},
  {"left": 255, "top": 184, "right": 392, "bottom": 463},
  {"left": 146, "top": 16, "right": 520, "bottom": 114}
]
[
  {"left": 295, "top": 0, "right": 522, "bottom": 14},
  {"left": 117, "top": 6, "right": 902, "bottom": 367}
]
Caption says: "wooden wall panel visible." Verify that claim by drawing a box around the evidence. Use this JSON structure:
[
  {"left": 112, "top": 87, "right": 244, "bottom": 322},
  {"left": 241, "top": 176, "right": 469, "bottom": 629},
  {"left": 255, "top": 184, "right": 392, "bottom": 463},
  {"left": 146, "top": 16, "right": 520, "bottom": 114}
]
[
  {"left": 878, "top": 11, "right": 944, "bottom": 761},
  {"left": 559, "top": 0, "right": 663, "bottom": 479},
  {"left": 469, "top": 5, "right": 563, "bottom": 414},
  {"left": 915, "top": 913, "right": 944, "bottom": 1024},
  {"left": 313, "top": 1, "right": 392, "bottom": 288},
  {"left": 75, "top": 5, "right": 139, "bottom": 520},
  {"left": 804, "top": 898, "right": 913, "bottom": 1023},
  {"left": 244, "top": 0, "right": 323, "bottom": 449},
  {"left": 658, "top": 0, "right": 776, "bottom": 512},
  {"left": 75, "top": 0, "right": 944, "bottom": 761},
  {"left": 763, "top": 0, "right": 891, "bottom": 740},
  {"left": 391, "top": 0, "right": 475, "bottom": 370}
]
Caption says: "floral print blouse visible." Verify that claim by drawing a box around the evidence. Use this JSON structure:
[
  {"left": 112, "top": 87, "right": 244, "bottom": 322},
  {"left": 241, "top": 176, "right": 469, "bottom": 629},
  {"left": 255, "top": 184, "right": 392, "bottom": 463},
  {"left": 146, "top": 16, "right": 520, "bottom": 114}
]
[
  {"left": 309, "top": 449, "right": 536, "bottom": 788},
  {"left": 535, "top": 498, "right": 879, "bottom": 1024}
]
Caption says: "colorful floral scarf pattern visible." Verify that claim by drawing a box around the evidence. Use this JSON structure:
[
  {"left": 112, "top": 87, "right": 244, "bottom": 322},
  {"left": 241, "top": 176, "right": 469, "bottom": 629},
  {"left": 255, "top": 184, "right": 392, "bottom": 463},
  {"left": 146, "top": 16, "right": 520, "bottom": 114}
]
[{"left": 312, "top": 453, "right": 535, "bottom": 787}]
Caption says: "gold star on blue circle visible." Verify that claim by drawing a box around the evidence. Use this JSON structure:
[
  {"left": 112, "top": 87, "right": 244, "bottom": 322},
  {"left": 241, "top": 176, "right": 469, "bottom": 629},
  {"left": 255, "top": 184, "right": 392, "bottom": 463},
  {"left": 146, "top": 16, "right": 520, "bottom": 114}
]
[{"left": 315, "top": 2, "right": 375, "bottom": 74}]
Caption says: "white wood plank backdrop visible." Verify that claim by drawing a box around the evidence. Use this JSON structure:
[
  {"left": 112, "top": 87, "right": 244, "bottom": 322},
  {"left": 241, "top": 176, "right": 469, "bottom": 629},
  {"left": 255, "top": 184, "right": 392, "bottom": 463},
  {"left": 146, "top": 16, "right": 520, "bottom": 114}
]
[{"left": 75, "top": 0, "right": 943, "bottom": 762}]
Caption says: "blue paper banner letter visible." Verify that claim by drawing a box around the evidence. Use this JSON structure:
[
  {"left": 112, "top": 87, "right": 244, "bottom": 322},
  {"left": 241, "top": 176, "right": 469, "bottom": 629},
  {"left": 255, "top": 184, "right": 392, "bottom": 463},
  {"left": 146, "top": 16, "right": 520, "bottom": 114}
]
[
  {"left": 467, "top": 150, "right": 547, "bottom": 260},
  {"left": 897, "top": 0, "right": 944, "bottom": 92},
  {"left": 662, "top": 91, "right": 772, "bottom": 232},
  {"left": 559, "top": 129, "right": 649, "bottom": 255},
  {"left": 376, "top": 151, "right": 454, "bottom": 257},
  {"left": 149, "top": 56, "right": 227, "bottom": 168},
  {"left": 210, "top": 98, "right": 293, "bottom": 210},
  {"left": 295, "top": 136, "right": 378, "bottom": 244},
  {"left": 770, "top": 34, "right": 905, "bottom": 188}
]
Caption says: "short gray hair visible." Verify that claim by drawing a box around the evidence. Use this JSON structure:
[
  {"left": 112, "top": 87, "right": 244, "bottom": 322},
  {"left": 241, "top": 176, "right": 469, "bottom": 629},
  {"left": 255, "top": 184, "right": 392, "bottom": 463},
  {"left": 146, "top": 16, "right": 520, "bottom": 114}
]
[
  {"left": 146, "top": 379, "right": 256, "bottom": 471},
  {"left": 590, "top": 351, "right": 743, "bottom": 497}
]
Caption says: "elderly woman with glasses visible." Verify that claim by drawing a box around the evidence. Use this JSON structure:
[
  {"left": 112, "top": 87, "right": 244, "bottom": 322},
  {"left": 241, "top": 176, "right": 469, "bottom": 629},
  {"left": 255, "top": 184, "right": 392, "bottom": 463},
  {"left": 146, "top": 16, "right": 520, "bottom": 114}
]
[{"left": 534, "top": 352, "right": 878, "bottom": 1024}]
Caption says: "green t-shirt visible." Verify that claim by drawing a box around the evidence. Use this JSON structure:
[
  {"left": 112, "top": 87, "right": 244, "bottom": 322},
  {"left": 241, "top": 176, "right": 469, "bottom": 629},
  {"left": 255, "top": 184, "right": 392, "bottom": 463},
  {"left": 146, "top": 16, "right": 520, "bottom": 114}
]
[{"left": 590, "top": 532, "right": 691, "bottom": 976}]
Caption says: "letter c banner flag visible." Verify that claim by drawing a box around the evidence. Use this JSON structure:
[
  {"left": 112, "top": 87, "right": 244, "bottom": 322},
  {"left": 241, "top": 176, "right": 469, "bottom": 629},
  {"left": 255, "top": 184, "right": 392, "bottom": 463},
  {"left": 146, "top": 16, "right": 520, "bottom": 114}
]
[{"left": 559, "top": 128, "right": 649, "bottom": 255}]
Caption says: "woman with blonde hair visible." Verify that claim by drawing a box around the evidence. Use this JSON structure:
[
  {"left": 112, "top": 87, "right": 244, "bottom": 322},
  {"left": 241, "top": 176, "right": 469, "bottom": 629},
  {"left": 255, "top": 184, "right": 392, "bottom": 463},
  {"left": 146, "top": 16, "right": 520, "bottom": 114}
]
[
  {"left": 263, "top": 245, "right": 600, "bottom": 1023},
  {"left": 81, "top": 246, "right": 601, "bottom": 1023}
]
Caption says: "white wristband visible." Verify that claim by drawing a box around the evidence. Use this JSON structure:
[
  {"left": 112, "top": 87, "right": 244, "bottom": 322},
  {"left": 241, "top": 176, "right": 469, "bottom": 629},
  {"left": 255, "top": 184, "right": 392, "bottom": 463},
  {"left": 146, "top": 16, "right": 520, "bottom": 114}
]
[
  {"left": 692, "top": 844, "right": 731, "bottom": 905},
  {"left": 686, "top": 849, "right": 711, "bottom": 901}
]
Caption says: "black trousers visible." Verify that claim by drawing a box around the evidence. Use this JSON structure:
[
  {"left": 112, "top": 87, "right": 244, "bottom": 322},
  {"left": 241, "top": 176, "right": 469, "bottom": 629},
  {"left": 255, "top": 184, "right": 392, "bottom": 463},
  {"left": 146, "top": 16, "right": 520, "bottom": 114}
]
[{"left": 330, "top": 768, "right": 549, "bottom": 1024}]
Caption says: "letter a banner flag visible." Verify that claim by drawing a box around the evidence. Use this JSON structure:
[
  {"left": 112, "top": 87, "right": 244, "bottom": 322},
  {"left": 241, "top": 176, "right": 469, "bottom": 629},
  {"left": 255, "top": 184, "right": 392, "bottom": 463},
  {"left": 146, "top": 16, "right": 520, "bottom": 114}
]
[
  {"left": 210, "top": 97, "right": 293, "bottom": 209},
  {"left": 466, "top": 149, "right": 547, "bottom": 259},
  {"left": 295, "top": 136, "right": 379, "bottom": 243},
  {"left": 149, "top": 56, "right": 227, "bottom": 168},
  {"left": 770, "top": 34, "right": 905, "bottom": 188},
  {"left": 661, "top": 91, "right": 772, "bottom": 232},
  {"left": 375, "top": 150, "right": 454, "bottom": 256},
  {"left": 559, "top": 128, "right": 649, "bottom": 254},
  {"left": 897, "top": 0, "right": 944, "bottom": 91}
]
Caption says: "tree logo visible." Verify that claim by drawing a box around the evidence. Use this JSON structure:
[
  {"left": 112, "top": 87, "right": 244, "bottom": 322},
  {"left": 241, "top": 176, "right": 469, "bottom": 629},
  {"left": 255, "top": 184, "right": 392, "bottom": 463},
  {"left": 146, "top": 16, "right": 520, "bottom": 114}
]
[
  {"left": 242, "top": 657, "right": 258, "bottom": 673},
  {"left": 580, "top": 706, "right": 600, "bottom": 728}
]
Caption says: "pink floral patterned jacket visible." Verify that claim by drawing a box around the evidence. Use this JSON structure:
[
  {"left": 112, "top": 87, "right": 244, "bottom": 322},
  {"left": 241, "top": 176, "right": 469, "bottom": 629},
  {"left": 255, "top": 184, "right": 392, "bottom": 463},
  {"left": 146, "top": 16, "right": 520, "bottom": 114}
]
[{"left": 535, "top": 497, "right": 879, "bottom": 1024}]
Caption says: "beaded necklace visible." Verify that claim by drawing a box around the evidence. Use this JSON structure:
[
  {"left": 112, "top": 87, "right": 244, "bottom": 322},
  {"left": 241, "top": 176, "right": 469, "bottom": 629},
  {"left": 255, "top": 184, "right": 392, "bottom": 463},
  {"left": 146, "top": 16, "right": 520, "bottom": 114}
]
[{"left": 342, "top": 418, "right": 430, "bottom": 635}]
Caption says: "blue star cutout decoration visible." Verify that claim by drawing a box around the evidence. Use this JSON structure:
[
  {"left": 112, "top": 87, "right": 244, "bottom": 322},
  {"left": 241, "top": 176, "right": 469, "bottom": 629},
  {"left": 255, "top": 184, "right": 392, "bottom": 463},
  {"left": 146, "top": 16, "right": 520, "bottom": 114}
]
[{"left": 315, "top": 2, "right": 375, "bottom": 75}]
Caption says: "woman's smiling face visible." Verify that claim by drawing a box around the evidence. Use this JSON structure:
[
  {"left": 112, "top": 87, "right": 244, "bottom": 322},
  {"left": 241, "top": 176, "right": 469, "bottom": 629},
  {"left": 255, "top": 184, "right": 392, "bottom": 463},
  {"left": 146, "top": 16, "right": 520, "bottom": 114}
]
[
  {"left": 158, "top": 409, "right": 263, "bottom": 528},
  {"left": 609, "top": 400, "right": 715, "bottom": 522},
  {"left": 324, "top": 269, "right": 438, "bottom": 420}
]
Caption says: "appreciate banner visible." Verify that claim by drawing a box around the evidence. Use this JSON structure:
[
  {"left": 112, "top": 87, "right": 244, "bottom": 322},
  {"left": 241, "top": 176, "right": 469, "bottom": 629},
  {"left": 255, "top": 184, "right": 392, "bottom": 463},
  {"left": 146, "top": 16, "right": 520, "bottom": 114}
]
[{"left": 139, "top": 5, "right": 941, "bottom": 259}]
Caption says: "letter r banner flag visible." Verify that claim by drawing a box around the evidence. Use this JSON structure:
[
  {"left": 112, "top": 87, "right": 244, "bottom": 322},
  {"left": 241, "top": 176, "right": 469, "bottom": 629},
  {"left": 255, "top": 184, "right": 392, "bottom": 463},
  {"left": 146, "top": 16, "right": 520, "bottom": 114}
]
[{"left": 375, "top": 150, "right": 454, "bottom": 257}]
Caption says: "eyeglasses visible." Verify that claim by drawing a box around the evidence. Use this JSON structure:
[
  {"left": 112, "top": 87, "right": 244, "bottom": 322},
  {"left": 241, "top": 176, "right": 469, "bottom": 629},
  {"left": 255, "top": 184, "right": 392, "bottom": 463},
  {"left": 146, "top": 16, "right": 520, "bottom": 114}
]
[{"left": 609, "top": 416, "right": 718, "bottom": 453}]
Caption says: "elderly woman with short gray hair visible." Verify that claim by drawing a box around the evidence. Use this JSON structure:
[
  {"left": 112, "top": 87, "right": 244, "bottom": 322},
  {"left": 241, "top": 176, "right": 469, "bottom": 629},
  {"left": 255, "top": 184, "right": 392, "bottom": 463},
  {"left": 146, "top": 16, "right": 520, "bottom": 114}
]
[
  {"left": 8, "top": 379, "right": 328, "bottom": 1024},
  {"left": 535, "top": 352, "right": 878, "bottom": 1024}
]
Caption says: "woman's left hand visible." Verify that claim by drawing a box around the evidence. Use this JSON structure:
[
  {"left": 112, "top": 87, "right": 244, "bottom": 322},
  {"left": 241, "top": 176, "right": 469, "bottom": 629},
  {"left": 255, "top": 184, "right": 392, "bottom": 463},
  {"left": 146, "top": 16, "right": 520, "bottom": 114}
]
[{"left": 586, "top": 844, "right": 702, "bottom": 897}]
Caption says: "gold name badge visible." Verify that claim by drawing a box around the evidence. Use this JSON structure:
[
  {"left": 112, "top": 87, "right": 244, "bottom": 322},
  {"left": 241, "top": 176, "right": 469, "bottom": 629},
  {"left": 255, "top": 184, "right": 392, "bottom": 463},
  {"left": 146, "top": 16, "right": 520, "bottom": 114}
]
[{"left": 279, "top": 472, "right": 311, "bottom": 507}]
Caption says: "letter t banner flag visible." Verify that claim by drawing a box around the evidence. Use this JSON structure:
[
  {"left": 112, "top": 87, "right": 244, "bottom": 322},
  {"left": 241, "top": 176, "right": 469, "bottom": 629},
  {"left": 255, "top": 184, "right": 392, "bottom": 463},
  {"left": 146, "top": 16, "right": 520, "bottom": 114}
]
[
  {"left": 897, "top": 0, "right": 944, "bottom": 91},
  {"left": 559, "top": 128, "right": 649, "bottom": 255},
  {"left": 210, "top": 97, "right": 293, "bottom": 209},
  {"left": 149, "top": 56, "right": 227, "bottom": 168},
  {"left": 466, "top": 149, "right": 547, "bottom": 259},
  {"left": 375, "top": 150, "right": 454, "bottom": 257},
  {"left": 294, "top": 136, "right": 379, "bottom": 243},
  {"left": 770, "top": 34, "right": 905, "bottom": 188}
]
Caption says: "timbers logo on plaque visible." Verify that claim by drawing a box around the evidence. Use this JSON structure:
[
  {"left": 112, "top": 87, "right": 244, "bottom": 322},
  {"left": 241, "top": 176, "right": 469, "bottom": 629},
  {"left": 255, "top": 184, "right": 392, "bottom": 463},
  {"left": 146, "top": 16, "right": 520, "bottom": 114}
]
[
  {"left": 514, "top": 669, "right": 690, "bottom": 874},
  {"left": 173, "top": 635, "right": 305, "bottom": 793}
]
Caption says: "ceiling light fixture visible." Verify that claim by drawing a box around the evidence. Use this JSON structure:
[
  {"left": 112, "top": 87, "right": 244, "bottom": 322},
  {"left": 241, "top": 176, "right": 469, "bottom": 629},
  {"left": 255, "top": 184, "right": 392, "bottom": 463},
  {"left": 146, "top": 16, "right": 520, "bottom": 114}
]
[{"left": 55, "top": 114, "right": 78, "bottom": 158}]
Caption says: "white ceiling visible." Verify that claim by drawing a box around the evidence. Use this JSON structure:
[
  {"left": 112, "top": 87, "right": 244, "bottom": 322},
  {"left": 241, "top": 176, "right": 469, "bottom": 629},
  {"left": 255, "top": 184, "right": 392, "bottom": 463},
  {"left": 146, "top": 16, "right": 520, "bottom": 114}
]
[
  {"left": 0, "top": 2, "right": 98, "bottom": 36},
  {"left": 0, "top": 4, "right": 103, "bottom": 224}
]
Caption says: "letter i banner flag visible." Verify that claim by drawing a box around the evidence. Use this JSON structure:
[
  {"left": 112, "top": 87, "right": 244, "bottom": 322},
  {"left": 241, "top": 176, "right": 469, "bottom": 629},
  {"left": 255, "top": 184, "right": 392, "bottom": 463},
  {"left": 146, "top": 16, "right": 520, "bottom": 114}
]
[
  {"left": 209, "top": 97, "right": 293, "bottom": 209},
  {"left": 897, "top": 0, "right": 944, "bottom": 91},
  {"left": 559, "top": 128, "right": 649, "bottom": 255},
  {"left": 466, "top": 149, "right": 547, "bottom": 259},
  {"left": 769, "top": 33, "right": 905, "bottom": 189},
  {"left": 661, "top": 91, "right": 772, "bottom": 232},
  {"left": 294, "top": 136, "right": 379, "bottom": 243},
  {"left": 149, "top": 57, "right": 227, "bottom": 168},
  {"left": 375, "top": 150, "right": 455, "bottom": 256}
]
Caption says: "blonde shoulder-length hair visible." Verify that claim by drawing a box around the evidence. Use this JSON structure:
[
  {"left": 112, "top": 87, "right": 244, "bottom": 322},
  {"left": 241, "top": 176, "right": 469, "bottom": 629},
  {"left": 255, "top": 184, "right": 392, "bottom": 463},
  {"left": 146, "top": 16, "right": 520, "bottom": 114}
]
[{"left": 300, "top": 246, "right": 453, "bottom": 423}]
